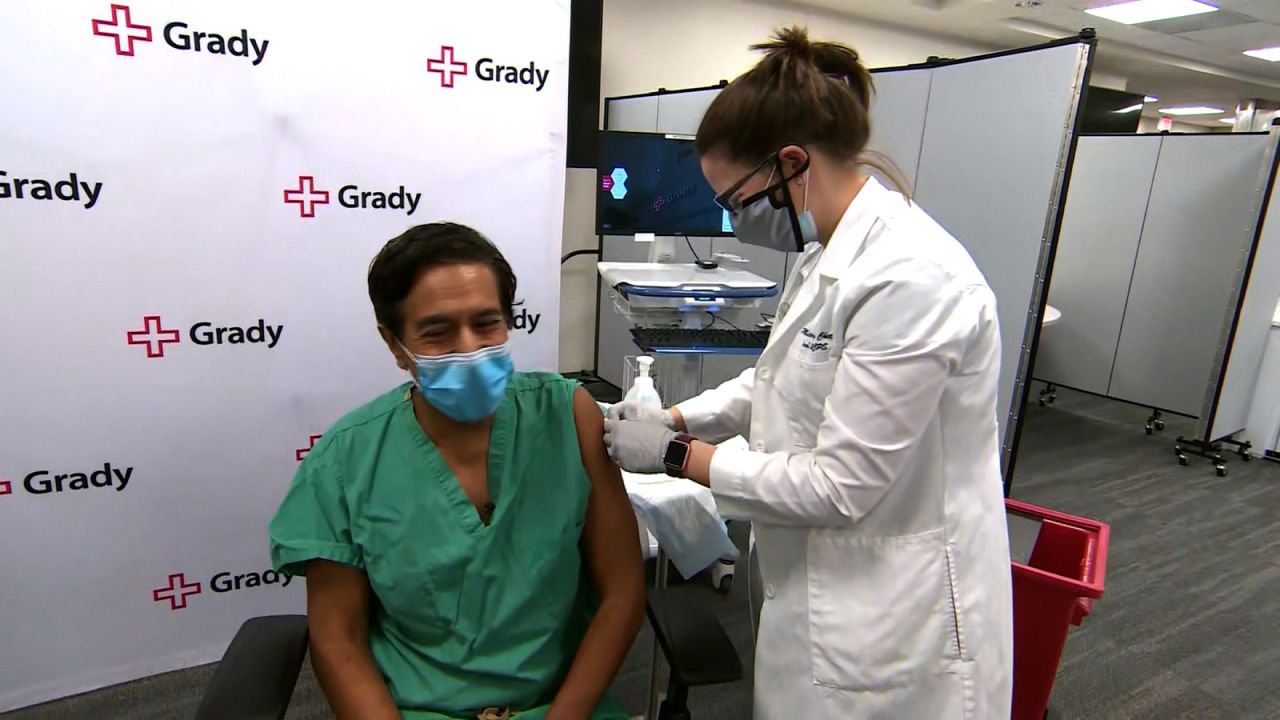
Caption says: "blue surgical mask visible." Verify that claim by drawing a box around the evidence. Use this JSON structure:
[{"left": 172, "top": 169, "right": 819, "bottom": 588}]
[
  {"left": 729, "top": 169, "right": 819, "bottom": 253},
  {"left": 400, "top": 341, "right": 514, "bottom": 423}
]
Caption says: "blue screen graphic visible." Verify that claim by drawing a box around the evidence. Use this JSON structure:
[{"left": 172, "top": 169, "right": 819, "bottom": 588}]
[{"left": 596, "top": 132, "right": 732, "bottom": 236}]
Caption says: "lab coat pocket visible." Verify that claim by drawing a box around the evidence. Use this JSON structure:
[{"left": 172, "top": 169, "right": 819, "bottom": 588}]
[
  {"left": 807, "top": 527, "right": 956, "bottom": 691},
  {"left": 777, "top": 357, "right": 838, "bottom": 447}
]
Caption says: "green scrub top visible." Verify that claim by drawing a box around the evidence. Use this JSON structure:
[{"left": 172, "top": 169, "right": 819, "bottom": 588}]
[{"left": 269, "top": 372, "right": 628, "bottom": 720}]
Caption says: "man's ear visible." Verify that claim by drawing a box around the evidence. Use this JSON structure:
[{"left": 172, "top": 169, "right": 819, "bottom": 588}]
[{"left": 377, "top": 324, "right": 409, "bottom": 371}]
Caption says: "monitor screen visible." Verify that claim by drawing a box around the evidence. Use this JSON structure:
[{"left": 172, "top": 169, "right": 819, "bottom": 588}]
[
  {"left": 1079, "top": 86, "right": 1145, "bottom": 134},
  {"left": 596, "top": 131, "right": 733, "bottom": 236}
]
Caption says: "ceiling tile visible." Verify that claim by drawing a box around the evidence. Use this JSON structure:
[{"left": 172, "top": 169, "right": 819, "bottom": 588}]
[
  {"left": 1225, "top": 1, "right": 1280, "bottom": 25},
  {"left": 1140, "top": 9, "right": 1256, "bottom": 35},
  {"left": 1177, "top": 21, "right": 1280, "bottom": 51}
]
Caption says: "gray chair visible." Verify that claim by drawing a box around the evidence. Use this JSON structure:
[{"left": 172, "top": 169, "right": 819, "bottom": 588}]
[
  {"left": 194, "top": 615, "right": 309, "bottom": 720},
  {"left": 196, "top": 591, "right": 741, "bottom": 720}
]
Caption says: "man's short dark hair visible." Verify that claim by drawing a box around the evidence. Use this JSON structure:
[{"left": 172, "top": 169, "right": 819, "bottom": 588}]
[{"left": 368, "top": 223, "right": 517, "bottom": 339}]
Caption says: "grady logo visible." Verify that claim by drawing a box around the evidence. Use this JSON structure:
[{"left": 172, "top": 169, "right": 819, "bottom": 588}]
[
  {"left": 652, "top": 184, "right": 694, "bottom": 213},
  {"left": 511, "top": 301, "right": 542, "bottom": 334},
  {"left": 1, "top": 170, "right": 102, "bottom": 210},
  {"left": 1, "top": 462, "right": 133, "bottom": 499},
  {"left": 152, "top": 569, "right": 292, "bottom": 611},
  {"left": 283, "top": 175, "right": 421, "bottom": 219},
  {"left": 427, "top": 45, "right": 551, "bottom": 92},
  {"left": 296, "top": 434, "right": 323, "bottom": 463},
  {"left": 126, "top": 315, "right": 284, "bottom": 359},
  {"left": 91, "top": 4, "right": 269, "bottom": 65}
]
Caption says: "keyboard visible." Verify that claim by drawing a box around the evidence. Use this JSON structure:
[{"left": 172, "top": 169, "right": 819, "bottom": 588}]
[{"left": 630, "top": 327, "right": 771, "bottom": 353}]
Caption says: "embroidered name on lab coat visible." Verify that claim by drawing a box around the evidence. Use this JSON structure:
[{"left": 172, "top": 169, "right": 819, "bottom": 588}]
[{"left": 799, "top": 327, "right": 833, "bottom": 358}]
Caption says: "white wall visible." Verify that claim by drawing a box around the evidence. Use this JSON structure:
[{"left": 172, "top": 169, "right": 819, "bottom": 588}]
[
  {"left": 599, "top": 0, "right": 988, "bottom": 100},
  {"left": 1090, "top": 71, "right": 1130, "bottom": 92},
  {"left": 558, "top": 0, "right": 992, "bottom": 372}
]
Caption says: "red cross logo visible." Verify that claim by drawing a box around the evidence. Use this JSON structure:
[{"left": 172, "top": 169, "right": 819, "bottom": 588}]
[
  {"left": 153, "top": 572, "right": 202, "bottom": 611},
  {"left": 296, "top": 434, "right": 322, "bottom": 462},
  {"left": 92, "top": 4, "right": 153, "bottom": 57},
  {"left": 127, "top": 315, "right": 181, "bottom": 358},
  {"left": 0, "top": 480, "right": 11, "bottom": 497},
  {"left": 427, "top": 46, "right": 467, "bottom": 88},
  {"left": 283, "top": 176, "right": 330, "bottom": 218}
]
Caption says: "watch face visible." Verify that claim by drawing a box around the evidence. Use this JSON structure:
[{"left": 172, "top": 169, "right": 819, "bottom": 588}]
[{"left": 663, "top": 439, "right": 689, "bottom": 468}]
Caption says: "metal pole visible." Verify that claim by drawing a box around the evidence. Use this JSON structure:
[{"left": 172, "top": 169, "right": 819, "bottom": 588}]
[{"left": 645, "top": 547, "right": 669, "bottom": 720}]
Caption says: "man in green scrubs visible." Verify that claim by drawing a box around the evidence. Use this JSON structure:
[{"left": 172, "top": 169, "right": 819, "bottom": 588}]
[{"left": 270, "top": 223, "right": 645, "bottom": 719}]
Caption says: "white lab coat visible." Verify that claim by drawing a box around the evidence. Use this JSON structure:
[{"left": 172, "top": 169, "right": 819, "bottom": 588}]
[{"left": 676, "top": 177, "right": 1014, "bottom": 719}]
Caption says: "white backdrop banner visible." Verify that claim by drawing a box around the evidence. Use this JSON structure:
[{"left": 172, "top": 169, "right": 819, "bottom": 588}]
[{"left": 0, "top": 0, "right": 569, "bottom": 710}]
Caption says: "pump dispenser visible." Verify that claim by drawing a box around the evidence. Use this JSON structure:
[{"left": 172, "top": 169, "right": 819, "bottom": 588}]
[{"left": 624, "top": 355, "right": 663, "bottom": 411}]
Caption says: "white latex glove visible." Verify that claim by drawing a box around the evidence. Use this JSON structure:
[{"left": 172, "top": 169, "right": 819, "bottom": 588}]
[
  {"left": 606, "top": 400, "right": 677, "bottom": 429},
  {"left": 602, "top": 418, "right": 674, "bottom": 475}
]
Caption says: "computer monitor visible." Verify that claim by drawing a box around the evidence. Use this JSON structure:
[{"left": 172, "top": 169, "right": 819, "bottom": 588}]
[
  {"left": 1079, "top": 86, "right": 1145, "bottom": 134},
  {"left": 596, "top": 130, "right": 733, "bottom": 237}
]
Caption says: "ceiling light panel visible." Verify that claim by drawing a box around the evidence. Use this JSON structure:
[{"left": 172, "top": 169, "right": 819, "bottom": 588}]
[
  {"left": 1158, "top": 105, "right": 1225, "bottom": 115},
  {"left": 1243, "top": 47, "right": 1280, "bottom": 62},
  {"left": 1085, "top": 1, "right": 1218, "bottom": 25}
]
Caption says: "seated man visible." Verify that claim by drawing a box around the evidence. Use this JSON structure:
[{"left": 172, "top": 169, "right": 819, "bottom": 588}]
[{"left": 269, "top": 223, "right": 645, "bottom": 720}]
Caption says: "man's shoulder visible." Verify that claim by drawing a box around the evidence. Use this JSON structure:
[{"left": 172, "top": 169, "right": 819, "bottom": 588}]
[
  {"left": 288, "top": 384, "right": 410, "bottom": 487},
  {"left": 323, "top": 383, "right": 413, "bottom": 439},
  {"left": 507, "top": 372, "right": 584, "bottom": 425},
  {"left": 508, "top": 370, "right": 578, "bottom": 396}
]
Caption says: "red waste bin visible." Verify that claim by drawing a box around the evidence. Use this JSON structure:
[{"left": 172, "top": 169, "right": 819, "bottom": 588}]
[{"left": 1007, "top": 498, "right": 1109, "bottom": 720}]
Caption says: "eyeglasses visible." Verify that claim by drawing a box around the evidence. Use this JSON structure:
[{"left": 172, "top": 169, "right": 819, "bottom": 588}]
[{"left": 713, "top": 149, "right": 811, "bottom": 213}]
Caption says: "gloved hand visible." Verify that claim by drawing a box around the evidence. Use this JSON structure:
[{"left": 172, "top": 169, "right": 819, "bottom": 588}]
[
  {"left": 606, "top": 400, "right": 677, "bottom": 429},
  {"left": 602, "top": 418, "right": 674, "bottom": 475}
]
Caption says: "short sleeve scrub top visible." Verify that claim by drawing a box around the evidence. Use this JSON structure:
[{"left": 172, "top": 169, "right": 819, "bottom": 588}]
[{"left": 269, "top": 372, "right": 628, "bottom": 719}]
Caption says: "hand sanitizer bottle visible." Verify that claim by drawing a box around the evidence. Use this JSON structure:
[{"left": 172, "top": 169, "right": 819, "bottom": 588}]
[{"left": 625, "top": 355, "right": 663, "bottom": 410}]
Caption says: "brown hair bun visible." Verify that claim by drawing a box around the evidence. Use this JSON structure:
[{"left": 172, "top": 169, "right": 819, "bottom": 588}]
[{"left": 696, "top": 25, "right": 908, "bottom": 196}]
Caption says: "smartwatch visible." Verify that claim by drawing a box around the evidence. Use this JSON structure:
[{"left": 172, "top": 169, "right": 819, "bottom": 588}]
[{"left": 663, "top": 433, "right": 695, "bottom": 478}]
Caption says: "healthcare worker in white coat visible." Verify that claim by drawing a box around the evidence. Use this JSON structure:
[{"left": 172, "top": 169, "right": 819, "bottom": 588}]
[{"left": 603, "top": 27, "right": 1014, "bottom": 719}]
